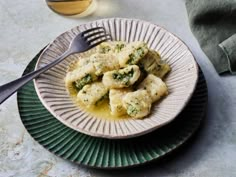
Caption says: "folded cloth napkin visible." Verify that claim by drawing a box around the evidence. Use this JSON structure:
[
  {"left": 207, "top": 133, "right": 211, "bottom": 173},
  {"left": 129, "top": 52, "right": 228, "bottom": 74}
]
[{"left": 185, "top": 0, "right": 236, "bottom": 74}]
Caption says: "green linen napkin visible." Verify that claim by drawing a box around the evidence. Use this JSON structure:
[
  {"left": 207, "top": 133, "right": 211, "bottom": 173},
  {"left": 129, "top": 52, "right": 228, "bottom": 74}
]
[{"left": 185, "top": 0, "right": 236, "bottom": 74}]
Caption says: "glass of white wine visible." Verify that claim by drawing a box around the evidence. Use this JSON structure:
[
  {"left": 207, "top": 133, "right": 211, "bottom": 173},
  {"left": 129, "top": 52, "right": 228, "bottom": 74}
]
[{"left": 46, "top": 0, "right": 97, "bottom": 17}]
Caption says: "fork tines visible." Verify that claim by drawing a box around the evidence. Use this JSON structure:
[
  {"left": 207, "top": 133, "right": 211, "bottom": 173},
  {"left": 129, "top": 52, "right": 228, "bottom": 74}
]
[
  {"left": 81, "top": 27, "right": 105, "bottom": 36},
  {"left": 82, "top": 27, "right": 112, "bottom": 47}
]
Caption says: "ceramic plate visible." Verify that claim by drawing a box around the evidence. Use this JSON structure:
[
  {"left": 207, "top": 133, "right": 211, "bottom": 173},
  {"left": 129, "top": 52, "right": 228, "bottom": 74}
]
[
  {"left": 34, "top": 18, "right": 198, "bottom": 139},
  {"left": 17, "top": 51, "right": 207, "bottom": 168}
]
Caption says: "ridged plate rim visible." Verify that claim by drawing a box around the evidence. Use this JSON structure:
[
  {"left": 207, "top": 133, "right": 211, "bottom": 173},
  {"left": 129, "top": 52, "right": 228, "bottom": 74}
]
[{"left": 34, "top": 18, "right": 199, "bottom": 139}]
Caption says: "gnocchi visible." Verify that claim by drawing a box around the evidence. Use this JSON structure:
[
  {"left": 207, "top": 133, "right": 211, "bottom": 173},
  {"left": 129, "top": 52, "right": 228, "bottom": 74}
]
[
  {"left": 65, "top": 63, "right": 97, "bottom": 91},
  {"left": 90, "top": 53, "right": 119, "bottom": 76},
  {"left": 77, "top": 82, "right": 108, "bottom": 107},
  {"left": 102, "top": 65, "right": 141, "bottom": 89},
  {"left": 139, "top": 50, "right": 170, "bottom": 78},
  {"left": 109, "top": 88, "right": 131, "bottom": 116},
  {"left": 123, "top": 90, "right": 152, "bottom": 118},
  {"left": 65, "top": 41, "right": 170, "bottom": 119},
  {"left": 138, "top": 74, "right": 168, "bottom": 103},
  {"left": 96, "top": 41, "right": 127, "bottom": 54},
  {"left": 118, "top": 41, "right": 149, "bottom": 67}
]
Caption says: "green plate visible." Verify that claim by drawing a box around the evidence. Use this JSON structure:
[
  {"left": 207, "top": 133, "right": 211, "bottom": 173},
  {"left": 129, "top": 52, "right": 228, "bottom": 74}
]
[{"left": 17, "top": 49, "right": 208, "bottom": 169}]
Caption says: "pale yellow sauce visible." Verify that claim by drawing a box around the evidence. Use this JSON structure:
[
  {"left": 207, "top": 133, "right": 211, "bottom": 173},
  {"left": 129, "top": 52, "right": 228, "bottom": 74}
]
[{"left": 70, "top": 89, "right": 129, "bottom": 121}]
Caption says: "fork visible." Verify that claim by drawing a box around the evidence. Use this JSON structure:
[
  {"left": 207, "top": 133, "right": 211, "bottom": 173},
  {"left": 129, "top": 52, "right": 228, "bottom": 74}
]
[{"left": 0, "top": 27, "right": 111, "bottom": 104}]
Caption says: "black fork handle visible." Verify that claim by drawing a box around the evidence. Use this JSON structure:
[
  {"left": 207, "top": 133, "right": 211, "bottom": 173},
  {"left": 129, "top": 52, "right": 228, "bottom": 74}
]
[{"left": 0, "top": 50, "right": 71, "bottom": 104}]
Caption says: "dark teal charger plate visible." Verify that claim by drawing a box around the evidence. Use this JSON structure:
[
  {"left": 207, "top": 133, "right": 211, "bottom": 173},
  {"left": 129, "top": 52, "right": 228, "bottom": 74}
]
[{"left": 17, "top": 49, "right": 208, "bottom": 169}]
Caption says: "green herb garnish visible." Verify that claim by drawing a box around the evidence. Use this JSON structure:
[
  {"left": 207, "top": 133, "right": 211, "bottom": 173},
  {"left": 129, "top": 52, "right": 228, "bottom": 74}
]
[
  {"left": 115, "top": 43, "right": 125, "bottom": 52},
  {"left": 112, "top": 68, "right": 134, "bottom": 83},
  {"left": 126, "top": 47, "right": 145, "bottom": 65},
  {"left": 74, "top": 74, "right": 93, "bottom": 90},
  {"left": 127, "top": 105, "right": 139, "bottom": 116},
  {"left": 100, "top": 46, "right": 111, "bottom": 54}
]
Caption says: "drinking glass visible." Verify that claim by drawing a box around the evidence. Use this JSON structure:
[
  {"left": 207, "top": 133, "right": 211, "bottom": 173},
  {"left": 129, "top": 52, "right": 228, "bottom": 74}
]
[{"left": 46, "top": 0, "right": 97, "bottom": 17}]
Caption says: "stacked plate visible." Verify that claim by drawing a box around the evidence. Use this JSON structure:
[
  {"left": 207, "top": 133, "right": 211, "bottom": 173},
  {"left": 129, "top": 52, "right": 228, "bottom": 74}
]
[{"left": 17, "top": 18, "right": 208, "bottom": 169}]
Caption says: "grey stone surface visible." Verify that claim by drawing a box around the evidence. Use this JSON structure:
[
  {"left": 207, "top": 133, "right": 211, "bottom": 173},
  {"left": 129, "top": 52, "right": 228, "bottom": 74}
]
[{"left": 0, "top": 0, "right": 236, "bottom": 176}]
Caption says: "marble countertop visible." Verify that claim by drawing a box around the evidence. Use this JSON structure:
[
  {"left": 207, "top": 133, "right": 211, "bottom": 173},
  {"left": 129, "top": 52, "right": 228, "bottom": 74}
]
[{"left": 0, "top": 0, "right": 236, "bottom": 176}]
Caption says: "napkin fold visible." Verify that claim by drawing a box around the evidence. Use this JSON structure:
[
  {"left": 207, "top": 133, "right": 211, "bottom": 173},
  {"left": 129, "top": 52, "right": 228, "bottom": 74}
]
[{"left": 185, "top": 0, "right": 236, "bottom": 74}]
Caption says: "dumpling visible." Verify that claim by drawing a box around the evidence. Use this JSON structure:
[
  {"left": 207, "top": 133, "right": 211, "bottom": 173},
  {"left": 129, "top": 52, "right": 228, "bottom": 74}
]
[
  {"left": 118, "top": 41, "right": 148, "bottom": 67},
  {"left": 113, "top": 42, "right": 127, "bottom": 53},
  {"left": 152, "top": 62, "right": 171, "bottom": 79},
  {"left": 96, "top": 42, "right": 112, "bottom": 54},
  {"left": 90, "top": 53, "right": 120, "bottom": 76},
  {"left": 77, "top": 82, "right": 108, "bottom": 107},
  {"left": 122, "top": 90, "right": 152, "bottom": 119},
  {"left": 139, "top": 50, "right": 170, "bottom": 78},
  {"left": 65, "top": 63, "right": 97, "bottom": 91},
  {"left": 102, "top": 65, "right": 141, "bottom": 89},
  {"left": 138, "top": 74, "right": 168, "bottom": 103},
  {"left": 109, "top": 88, "right": 131, "bottom": 116},
  {"left": 96, "top": 41, "right": 127, "bottom": 54},
  {"left": 76, "top": 57, "right": 91, "bottom": 68}
]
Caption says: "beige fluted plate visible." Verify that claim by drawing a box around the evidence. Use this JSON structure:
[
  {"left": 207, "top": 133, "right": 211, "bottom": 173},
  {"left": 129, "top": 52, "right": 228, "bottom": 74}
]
[{"left": 34, "top": 18, "right": 198, "bottom": 139}]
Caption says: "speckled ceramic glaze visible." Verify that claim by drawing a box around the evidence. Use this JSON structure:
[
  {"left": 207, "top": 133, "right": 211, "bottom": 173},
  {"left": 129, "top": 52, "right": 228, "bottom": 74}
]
[{"left": 34, "top": 18, "right": 198, "bottom": 139}]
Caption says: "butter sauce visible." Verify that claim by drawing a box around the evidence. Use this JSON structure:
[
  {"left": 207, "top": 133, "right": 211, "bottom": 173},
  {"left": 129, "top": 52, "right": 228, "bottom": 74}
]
[{"left": 69, "top": 88, "right": 128, "bottom": 120}]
